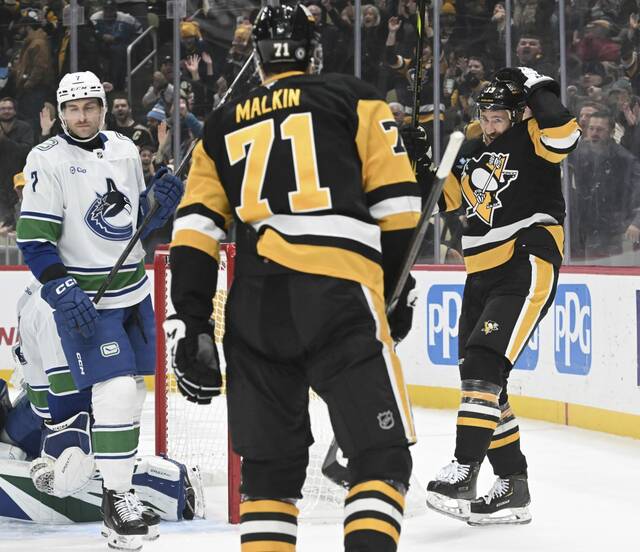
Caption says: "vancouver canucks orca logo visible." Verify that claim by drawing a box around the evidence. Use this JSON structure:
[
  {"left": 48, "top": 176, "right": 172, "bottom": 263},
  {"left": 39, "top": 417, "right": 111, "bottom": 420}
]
[
  {"left": 84, "top": 178, "right": 133, "bottom": 241},
  {"left": 460, "top": 152, "right": 519, "bottom": 226}
]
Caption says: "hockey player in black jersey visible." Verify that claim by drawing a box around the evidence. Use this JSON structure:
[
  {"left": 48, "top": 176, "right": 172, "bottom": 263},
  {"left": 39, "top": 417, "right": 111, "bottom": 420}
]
[
  {"left": 166, "top": 3, "right": 420, "bottom": 551},
  {"left": 423, "top": 67, "right": 581, "bottom": 525}
]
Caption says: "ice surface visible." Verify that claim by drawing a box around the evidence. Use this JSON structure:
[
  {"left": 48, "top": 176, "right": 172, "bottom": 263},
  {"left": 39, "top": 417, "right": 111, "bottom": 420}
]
[{"left": 1, "top": 401, "right": 638, "bottom": 551}]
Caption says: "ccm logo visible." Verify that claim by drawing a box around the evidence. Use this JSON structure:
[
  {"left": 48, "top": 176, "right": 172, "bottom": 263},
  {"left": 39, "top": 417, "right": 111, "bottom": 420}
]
[
  {"left": 100, "top": 342, "right": 120, "bottom": 358},
  {"left": 55, "top": 278, "right": 76, "bottom": 295}
]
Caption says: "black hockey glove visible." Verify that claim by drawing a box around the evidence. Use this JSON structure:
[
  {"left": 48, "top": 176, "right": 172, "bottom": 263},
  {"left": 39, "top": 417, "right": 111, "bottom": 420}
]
[
  {"left": 388, "top": 274, "right": 418, "bottom": 344},
  {"left": 400, "top": 124, "right": 432, "bottom": 169},
  {"left": 163, "top": 316, "right": 222, "bottom": 405},
  {"left": 494, "top": 66, "right": 560, "bottom": 97}
]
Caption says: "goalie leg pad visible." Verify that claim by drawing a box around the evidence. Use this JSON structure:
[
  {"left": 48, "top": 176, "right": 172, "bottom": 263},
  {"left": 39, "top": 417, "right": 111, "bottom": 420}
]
[
  {"left": 133, "top": 456, "right": 204, "bottom": 521},
  {"left": 31, "top": 411, "right": 95, "bottom": 497},
  {"left": 3, "top": 393, "right": 43, "bottom": 458},
  {"left": 240, "top": 451, "right": 309, "bottom": 499}
]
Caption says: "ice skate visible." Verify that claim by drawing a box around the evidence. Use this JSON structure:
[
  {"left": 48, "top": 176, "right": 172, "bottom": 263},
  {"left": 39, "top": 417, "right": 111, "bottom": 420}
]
[
  {"left": 101, "top": 489, "right": 148, "bottom": 551},
  {"left": 426, "top": 460, "right": 479, "bottom": 520},
  {"left": 130, "top": 490, "right": 160, "bottom": 540},
  {"left": 467, "top": 473, "right": 532, "bottom": 526}
]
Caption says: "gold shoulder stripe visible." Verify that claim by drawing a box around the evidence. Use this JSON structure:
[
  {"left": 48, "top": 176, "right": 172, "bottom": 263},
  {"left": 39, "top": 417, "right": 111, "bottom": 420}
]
[
  {"left": 355, "top": 99, "right": 416, "bottom": 193},
  {"left": 179, "top": 141, "right": 233, "bottom": 229}
]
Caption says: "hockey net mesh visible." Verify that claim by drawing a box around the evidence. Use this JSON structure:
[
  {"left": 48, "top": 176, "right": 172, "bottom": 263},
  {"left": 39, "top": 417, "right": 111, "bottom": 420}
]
[{"left": 154, "top": 245, "right": 426, "bottom": 524}]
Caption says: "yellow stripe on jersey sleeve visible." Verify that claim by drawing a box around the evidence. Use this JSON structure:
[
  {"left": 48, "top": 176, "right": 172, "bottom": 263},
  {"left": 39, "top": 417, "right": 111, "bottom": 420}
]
[
  {"left": 377, "top": 211, "right": 420, "bottom": 232},
  {"left": 179, "top": 141, "right": 233, "bottom": 225},
  {"left": 355, "top": 99, "right": 416, "bottom": 193},
  {"left": 527, "top": 118, "right": 581, "bottom": 163},
  {"left": 171, "top": 141, "right": 232, "bottom": 261},
  {"left": 442, "top": 172, "right": 462, "bottom": 212}
]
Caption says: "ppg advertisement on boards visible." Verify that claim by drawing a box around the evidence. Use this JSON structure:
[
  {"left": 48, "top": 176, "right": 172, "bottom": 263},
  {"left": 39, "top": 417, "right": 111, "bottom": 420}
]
[{"left": 398, "top": 267, "right": 640, "bottom": 417}]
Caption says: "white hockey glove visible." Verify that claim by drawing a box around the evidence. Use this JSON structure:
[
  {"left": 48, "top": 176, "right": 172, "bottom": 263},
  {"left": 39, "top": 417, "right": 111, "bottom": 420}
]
[
  {"left": 494, "top": 66, "right": 560, "bottom": 97},
  {"left": 30, "top": 411, "right": 95, "bottom": 497},
  {"left": 164, "top": 316, "right": 222, "bottom": 405}
]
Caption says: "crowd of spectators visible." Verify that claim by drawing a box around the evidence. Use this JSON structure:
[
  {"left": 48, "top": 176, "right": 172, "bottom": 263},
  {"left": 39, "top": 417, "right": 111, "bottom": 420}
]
[{"left": 1, "top": 0, "right": 640, "bottom": 265}]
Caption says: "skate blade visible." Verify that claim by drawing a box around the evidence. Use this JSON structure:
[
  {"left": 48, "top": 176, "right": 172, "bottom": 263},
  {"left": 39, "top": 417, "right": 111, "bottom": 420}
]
[
  {"left": 144, "top": 524, "right": 160, "bottom": 541},
  {"left": 102, "top": 525, "right": 144, "bottom": 551},
  {"left": 467, "top": 506, "right": 532, "bottom": 526},
  {"left": 426, "top": 491, "right": 470, "bottom": 521}
]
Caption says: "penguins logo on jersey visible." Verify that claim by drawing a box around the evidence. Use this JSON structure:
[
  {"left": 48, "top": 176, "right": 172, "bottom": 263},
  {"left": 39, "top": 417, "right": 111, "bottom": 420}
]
[
  {"left": 460, "top": 152, "right": 519, "bottom": 226},
  {"left": 84, "top": 178, "right": 133, "bottom": 241}
]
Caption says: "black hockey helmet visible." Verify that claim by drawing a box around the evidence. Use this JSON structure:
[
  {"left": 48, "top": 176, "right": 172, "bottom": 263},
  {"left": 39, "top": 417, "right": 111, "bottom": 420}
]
[
  {"left": 252, "top": 3, "right": 317, "bottom": 74},
  {"left": 476, "top": 79, "right": 527, "bottom": 123}
]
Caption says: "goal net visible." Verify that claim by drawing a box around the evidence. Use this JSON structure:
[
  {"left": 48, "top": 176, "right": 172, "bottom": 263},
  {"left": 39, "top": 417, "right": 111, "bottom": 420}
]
[{"left": 154, "top": 245, "right": 426, "bottom": 524}]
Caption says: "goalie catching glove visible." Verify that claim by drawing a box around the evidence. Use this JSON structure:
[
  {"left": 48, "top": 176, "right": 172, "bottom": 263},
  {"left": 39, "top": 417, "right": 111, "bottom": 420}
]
[{"left": 163, "top": 316, "right": 222, "bottom": 404}]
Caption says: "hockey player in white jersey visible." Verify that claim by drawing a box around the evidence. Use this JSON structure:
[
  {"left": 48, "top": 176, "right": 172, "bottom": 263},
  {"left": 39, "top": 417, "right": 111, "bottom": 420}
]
[
  {"left": 16, "top": 71, "right": 184, "bottom": 551},
  {"left": 0, "top": 282, "right": 201, "bottom": 529}
]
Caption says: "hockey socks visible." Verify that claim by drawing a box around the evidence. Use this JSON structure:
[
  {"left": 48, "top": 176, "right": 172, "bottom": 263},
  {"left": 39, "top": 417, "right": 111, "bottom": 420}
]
[
  {"left": 239, "top": 499, "right": 299, "bottom": 551},
  {"left": 487, "top": 401, "right": 528, "bottom": 476},
  {"left": 92, "top": 376, "right": 139, "bottom": 492},
  {"left": 344, "top": 480, "right": 405, "bottom": 552},
  {"left": 454, "top": 379, "right": 501, "bottom": 464}
]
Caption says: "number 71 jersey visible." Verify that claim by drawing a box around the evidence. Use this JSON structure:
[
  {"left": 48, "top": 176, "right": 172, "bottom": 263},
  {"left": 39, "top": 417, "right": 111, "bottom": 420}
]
[{"left": 173, "top": 71, "right": 420, "bottom": 296}]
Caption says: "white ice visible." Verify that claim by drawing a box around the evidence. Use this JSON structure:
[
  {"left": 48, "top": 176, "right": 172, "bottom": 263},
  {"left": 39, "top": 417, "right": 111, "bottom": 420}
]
[{"left": 1, "top": 404, "right": 638, "bottom": 551}]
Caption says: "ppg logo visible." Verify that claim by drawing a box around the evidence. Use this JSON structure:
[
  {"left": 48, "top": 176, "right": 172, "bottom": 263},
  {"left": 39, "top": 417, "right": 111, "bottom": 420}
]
[
  {"left": 513, "top": 327, "right": 538, "bottom": 371},
  {"left": 554, "top": 284, "right": 592, "bottom": 375},
  {"left": 427, "top": 285, "right": 463, "bottom": 365}
]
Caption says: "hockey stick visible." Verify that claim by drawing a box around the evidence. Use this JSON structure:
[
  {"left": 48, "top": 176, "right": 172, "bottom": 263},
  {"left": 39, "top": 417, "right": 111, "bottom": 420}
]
[
  {"left": 93, "top": 54, "right": 257, "bottom": 305},
  {"left": 410, "top": 0, "right": 428, "bottom": 129},
  {"left": 321, "top": 130, "right": 465, "bottom": 487}
]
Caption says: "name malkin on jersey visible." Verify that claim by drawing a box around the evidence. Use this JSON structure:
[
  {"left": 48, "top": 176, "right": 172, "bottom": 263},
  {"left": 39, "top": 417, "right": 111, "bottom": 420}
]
[{"left": 235, "top": 88, "right": 301, "bottom": 123}]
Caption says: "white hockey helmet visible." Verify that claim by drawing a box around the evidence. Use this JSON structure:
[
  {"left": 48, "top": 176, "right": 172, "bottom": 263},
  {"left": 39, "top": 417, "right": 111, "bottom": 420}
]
[{"left": 57, "top": 71, "right": 107, "bottom": 142}]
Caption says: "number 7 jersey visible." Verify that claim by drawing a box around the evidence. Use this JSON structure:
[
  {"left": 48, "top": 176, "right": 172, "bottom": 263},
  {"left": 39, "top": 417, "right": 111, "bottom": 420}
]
[{"left": 172, "top": 71, "right": 421, "bottom": 301}]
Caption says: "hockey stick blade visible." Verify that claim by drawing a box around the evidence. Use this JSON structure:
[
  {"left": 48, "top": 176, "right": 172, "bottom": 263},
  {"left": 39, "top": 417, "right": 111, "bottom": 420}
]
[
  {"left": 321, "top": 438, "right": 349, "bottom": 488},
  {"left": 386, "top": 130, "right": 465, "bottom": 316}
]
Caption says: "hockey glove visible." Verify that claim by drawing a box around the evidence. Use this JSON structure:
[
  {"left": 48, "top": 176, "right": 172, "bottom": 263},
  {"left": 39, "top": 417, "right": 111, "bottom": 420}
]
[
  {"left": 151, "top": 167, "right": 184, "bottom": 218},
  {"left": 140, "top": 167, "right": 185, "bottom": 238},
  {"left": 387, "top": 274, "right": 418, "bottom": 344},
  {"left": 42, "top": 277, "right": 98, "bottom": 339},
  {"left": 163, "top": 315, "right": 222, "bottom": 405},
  {"left": 494, "top": 66, "right": 560, "bottom": 97},
  {"left": 400, "top": 124, "right": 431, "bottom": 168}
]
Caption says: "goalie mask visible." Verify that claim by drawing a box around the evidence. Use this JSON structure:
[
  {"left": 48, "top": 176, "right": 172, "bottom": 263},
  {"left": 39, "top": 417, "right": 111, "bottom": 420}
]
[
  {"left": 252, "top": 3, "right": 318, "bottom": 76},
  {"left": 57, "top": 71, "right": 107, "bottom": 143},
  {"left": 476, "top": 80, "right": 527, "bottom": 123}
]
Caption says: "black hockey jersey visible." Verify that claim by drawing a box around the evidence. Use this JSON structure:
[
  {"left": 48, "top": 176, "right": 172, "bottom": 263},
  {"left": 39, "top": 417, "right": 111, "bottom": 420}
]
[
  {"left": 438, "top": 88, "right": 581, "bottom": 273},
  {"left": 171, "top": 71, "right": 419, "bottom": 318}
]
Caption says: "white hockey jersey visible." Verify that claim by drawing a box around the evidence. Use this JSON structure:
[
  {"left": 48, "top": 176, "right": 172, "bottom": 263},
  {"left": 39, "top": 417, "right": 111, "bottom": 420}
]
[{"left": 17, "top": 132, "right": 149, "bottom": 309}]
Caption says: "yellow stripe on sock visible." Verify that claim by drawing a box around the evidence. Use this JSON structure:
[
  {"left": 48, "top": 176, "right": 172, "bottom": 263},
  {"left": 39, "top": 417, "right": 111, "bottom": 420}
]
[
  {"left": 239, "top": 500, "right": 299, "bottom": 518},
  {"left": 489, "top": 431, "right": 520, "bottom": 450},
  {"left": 347, "top": 480, "right": 405, "bottom": 510},
  {"left": 344, "top": 518, "right": 400, "bottom": 544},
  {"left": 241, "top": 541, "right": 296, "bottom": 552},
  {"left": 456, "top": 416, "right": 498, "bottom": 430},
  {"left": 461, "top": 390, "right": 499, "bottom": 403}
]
